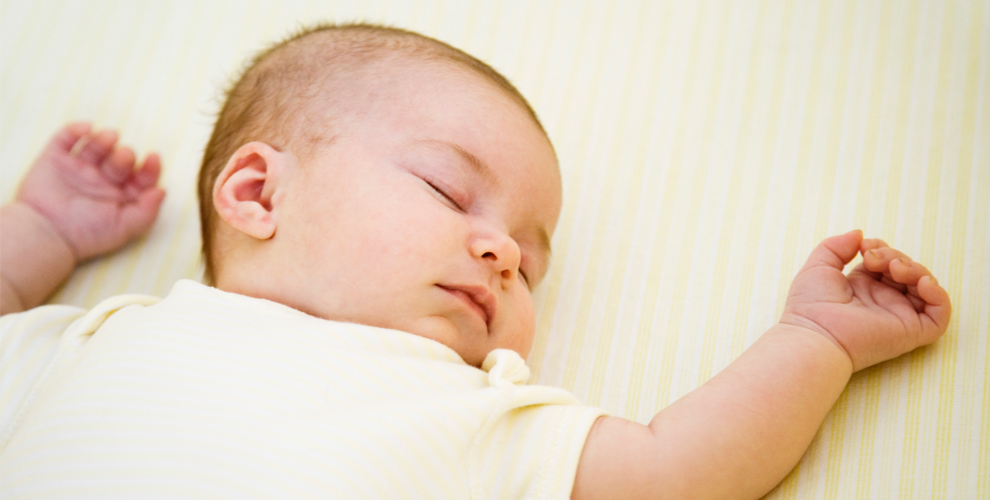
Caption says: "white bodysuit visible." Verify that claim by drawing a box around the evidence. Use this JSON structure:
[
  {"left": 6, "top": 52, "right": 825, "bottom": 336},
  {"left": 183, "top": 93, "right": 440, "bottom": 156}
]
[{"left": 0, "top": 280, "right": 605, "bottom": 499}]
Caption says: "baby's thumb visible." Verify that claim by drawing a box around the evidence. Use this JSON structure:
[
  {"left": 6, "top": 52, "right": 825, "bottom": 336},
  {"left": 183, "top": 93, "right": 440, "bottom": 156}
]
[{"left": 799, "top": 230, "right": 863, "bottom": 272}]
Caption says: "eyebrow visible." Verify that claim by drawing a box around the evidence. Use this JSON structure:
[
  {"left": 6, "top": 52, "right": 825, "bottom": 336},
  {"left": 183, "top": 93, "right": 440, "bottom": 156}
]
[{"left": 416, "top": 139, "right": 500, "bottom": 189}]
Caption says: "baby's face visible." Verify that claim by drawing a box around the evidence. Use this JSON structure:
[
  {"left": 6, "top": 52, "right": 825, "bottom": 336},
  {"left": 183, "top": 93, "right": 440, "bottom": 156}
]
[{"left": 269, "top": 61, "right": 561, "bottom": 366}]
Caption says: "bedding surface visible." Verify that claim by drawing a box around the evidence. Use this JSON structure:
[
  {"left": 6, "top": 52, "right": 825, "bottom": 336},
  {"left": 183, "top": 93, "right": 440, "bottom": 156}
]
[{"left": 1, "top": 1, "right": 987, "bottom": 498}]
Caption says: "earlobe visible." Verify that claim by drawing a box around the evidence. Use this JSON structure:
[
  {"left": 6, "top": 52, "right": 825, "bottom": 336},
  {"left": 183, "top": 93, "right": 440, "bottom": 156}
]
[{"left": 213, "top": 141, "right": 289, "bottom": 240}]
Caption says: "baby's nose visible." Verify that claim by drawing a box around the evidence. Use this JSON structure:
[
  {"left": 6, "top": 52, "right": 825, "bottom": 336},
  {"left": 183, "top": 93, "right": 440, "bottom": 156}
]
[
  {"left": 472, "top": 229, "right": 521, "bottom": 286},
  {"left": 482, "top": 251, "right": 515, "bottom": 282}
]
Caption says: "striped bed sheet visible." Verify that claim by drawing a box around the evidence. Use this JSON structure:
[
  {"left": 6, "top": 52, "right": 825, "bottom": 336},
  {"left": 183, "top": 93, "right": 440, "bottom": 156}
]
[{"left": 1, "top": 1, "right": 986, "bottom": 498}]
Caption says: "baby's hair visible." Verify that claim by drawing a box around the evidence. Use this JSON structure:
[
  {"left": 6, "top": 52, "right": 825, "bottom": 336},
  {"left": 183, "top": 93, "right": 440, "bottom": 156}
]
[{"left": 197, "top": 22, "right": 546, "bottom": 284}]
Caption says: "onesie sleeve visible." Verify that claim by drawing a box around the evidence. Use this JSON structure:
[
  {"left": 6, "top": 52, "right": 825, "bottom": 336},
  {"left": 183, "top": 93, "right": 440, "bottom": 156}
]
[
  {"left": 471, "top": 350, "right": 608, "bottom": 500},
  {"left": 0, "top": 305, "right": 86, "bottom": 446}
]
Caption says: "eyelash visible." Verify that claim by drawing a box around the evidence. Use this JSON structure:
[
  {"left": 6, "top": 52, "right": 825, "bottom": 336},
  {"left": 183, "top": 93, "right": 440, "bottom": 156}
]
[{"left": 425, "top": 179, "right": 464, "bottom": 211}]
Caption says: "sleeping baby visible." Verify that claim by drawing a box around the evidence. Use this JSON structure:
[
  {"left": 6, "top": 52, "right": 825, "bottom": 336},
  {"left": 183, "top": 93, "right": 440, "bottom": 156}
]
[{"left": 0, "top": 23, "right": 951, "bottom": 499}]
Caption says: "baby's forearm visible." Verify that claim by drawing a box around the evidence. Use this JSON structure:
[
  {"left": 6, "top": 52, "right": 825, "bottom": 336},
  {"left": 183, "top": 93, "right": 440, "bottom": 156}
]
[
  {"left": 0, "top": 202, "right": 76, "bottom": 315},
  {"left": 647, "top": 324, "right": 853, "bottom": 499}
]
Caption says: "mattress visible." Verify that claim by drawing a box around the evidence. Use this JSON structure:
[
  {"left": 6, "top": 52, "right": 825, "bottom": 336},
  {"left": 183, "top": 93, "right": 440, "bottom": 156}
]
[{"left": 1, "top": 1, "right": 987, "bottom": 498}]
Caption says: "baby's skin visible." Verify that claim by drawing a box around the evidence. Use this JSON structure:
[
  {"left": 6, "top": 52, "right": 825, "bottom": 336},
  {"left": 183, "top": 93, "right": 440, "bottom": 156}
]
[
  {"left": 0, "top": 123, "right": 164, "bottom": 313},
  {"left": 573, "top": 229, "right": 950, "bottom": 498},
  {"left": 0, "top": 121, "right": 950, "bottom": 498}
]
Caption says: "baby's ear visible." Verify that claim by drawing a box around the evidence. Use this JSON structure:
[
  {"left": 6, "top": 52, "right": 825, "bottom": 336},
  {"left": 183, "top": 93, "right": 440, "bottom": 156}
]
[{"left": 213, "top": 141, "right": 291, "bottom": 240}]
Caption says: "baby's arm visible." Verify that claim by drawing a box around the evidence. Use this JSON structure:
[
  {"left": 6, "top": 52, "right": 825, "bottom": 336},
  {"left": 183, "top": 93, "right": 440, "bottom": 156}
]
[
  {"left": 0, "top": 123, "right": 164, "bottom": 315},
  {"left": 572, "top": 230, "right": 951, "bottom": 500}
]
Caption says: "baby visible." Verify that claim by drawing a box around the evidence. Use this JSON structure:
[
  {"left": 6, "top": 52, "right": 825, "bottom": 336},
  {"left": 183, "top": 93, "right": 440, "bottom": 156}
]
[{"left": 0, "top": 23, "right": 951, "bottom": 499}]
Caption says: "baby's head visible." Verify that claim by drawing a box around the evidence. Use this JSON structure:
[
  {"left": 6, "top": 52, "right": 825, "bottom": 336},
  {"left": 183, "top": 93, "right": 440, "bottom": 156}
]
[{"left": 197, "top": 23, "right": 561, "bottom": 366}]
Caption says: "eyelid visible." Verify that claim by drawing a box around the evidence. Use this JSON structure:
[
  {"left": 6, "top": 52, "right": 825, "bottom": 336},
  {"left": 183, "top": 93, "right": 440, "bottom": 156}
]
[{"left": 422, "top": 175, "right": 465, "bottom": 211}]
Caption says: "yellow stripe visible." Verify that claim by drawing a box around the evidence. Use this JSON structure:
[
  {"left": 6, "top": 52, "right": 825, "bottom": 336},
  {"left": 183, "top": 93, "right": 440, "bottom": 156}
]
[
  {"left": 898, "top": 350, "right": 929, "bottom": 497},
  {"left": 854, "top": 365, "right": 886, "bottom": 498},
  {"left": 421, "top": 0, "right": 445, "bottom": 39},
  {"left": 776, "top": 0, "right": 832, "bottom": 322},
  {"left": 660, "top": 0, "right": 720, "bottom": 401},
  {"left": 855, "top": 6, "right": 918, "bottom": 476},
  {"left": 521, "top": 0, "right": 563, "bottom": 114},
  {"left": 613, "top": 0, "right": 675, "bottom": 419},
  {"left": 112, "top": 0, "right": 221, "bottom": 297},
  {"left": 670, "top": 1, "right": 733, "bottom": 399},
  {"left": 77, "top": 2, "right": 161, "bottom": 309},
  {"left": 628, "top": 2, "right": 708, "bottom": 417},
  {"left": 113, "top": 1, "right": 175, "bottom": 298},
  {"left": 697, "top": 0, "right": 770, "bottom": 384},
  {"left": 852, "top": 0, "right": 894, "bottom": 230},
  {"left": 821, "top": 0, "right": 887, "bottom": 496},
  {"left": 147, "top": 0, "right": 243, "bottom": 298},
  {"left": 811, "top": 0, "right": 857, "bottom": 243},
  {"left": 459, "top": 2, "right": 485, "bottom": 62},
  {"left": 919, "top": 1, "right": 955, "bottom": 265},
  {"left": 505, "top": 1, "right": 539, "bottom": 81},
  {"left": 981, "top": 266, "right": 990, "bottom": 497},
  {"left": 528, "top": 0, "right": 598, "bottom": 383},
  {"left": 1, "top": 0, "right": 63, "bottom": 141},
  {"left": 730, "top": 0, "right": 796, "bottom": 361},
  {"left": 777, "top": 1, "right": 835, "bottom": 495},
  {"left": 558, "top": 0, "right": 621, "bottom": 395},
  {"left": 882, "top": 0, "right": 922, "bottom": 241},
  {"left": 934, "top": 0, "right": 982, "bottom": 494},
  {"left": 872, "top": 3, "right": 924, "bottom": 488},
  {"left": 471, "top": 1, "right": 504, "bottom": 64},
  {"left": 901, "top": 1, "right": 957, "bottom": 496},
  {"left": 0, "top": 0, "right": 51, "bottom": 142},
  {"left": 976, "top": 8, "right": 990, "bottom": 486},
  {"left": 587, "top": 0, "right": 654, "bottom": 407}
]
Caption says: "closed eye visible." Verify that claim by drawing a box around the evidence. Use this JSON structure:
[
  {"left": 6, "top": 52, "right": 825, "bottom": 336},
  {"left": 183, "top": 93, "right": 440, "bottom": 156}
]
[
  {"left": 423, "top": 178, "right": 465, "bottom": 212},
  {"left": 424, "top": 179, "right": 464, "bottom": 211}
]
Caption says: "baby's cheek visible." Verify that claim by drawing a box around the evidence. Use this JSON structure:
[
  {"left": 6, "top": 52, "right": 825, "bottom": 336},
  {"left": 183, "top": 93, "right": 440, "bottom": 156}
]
[{"left": 504, "top": 291, "right": 537, "bottom": 358}]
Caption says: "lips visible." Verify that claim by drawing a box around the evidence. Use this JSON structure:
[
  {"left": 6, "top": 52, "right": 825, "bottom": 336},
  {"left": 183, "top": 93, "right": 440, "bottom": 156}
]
[{"left": 438, "top": 284, "right": 496, "bottom": 330}]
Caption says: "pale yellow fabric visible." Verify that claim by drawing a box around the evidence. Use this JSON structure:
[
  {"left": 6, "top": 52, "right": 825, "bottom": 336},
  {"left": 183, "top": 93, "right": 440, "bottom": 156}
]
[
  {"left": 1, "top": 1, "right": 987, "bottom": 498},
  {"left": 0, "top": 280, "right": 605, "bottom": 499}
]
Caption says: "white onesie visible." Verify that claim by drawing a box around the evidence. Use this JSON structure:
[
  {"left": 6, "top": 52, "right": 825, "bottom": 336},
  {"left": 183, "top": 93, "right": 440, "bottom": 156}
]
[{"left": 0, "top": 280, "right": 605, "bottom": 499}]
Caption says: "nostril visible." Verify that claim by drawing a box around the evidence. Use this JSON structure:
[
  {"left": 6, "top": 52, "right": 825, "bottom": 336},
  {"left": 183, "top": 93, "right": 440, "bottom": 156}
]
[
  {"left": 483, "top": 251, "right": 495, "bottom": 259},
  {"left": 501, "top": 269, "right": 511, "bottom": 279}
]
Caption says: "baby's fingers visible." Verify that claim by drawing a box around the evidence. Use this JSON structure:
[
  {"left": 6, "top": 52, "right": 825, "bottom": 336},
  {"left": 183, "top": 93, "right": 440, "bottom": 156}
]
[
  {"left": 917, "top": 275, "right": 952, "bottom": 338},
  {"left": 889, "top": 258, "right": 931, "bottom": 286},
  {"left": 123, "top": 154, "right": 162, "bottom": 199},
  {"left": 889, "top": 258, "right": 933, "bottom": 311},
  {"left": 101, "top": 146, "right": 137, "bottom": 184},
  {"left": 51, "top": 122, "right": 93, "bottom": 152},
  {"left": 74, "top": 129, "right": 119, "bottom": 165},
  {"left": 134, "top": 153, "right": 161, "bottom": 188},
  {"left": 860, "top": 237, "right": 890, "bottom": 253},
  {"left": 119, "top": 186, "right": 166, "bottom": 238},
  {"left": 863, "top": 247, "right": 927, "bottom": 294},
  {"left": 863, "top": 246, "right": 912, "bottom": 274}
]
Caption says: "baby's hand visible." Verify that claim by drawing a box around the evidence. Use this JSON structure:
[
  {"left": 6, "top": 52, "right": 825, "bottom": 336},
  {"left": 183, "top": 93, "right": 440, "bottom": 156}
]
[
  {"left": 14, "top": 122, "right": 165, "bottom": 261},
  {"left": 779, "top": 230, "right": 951, "bottom": 371}
]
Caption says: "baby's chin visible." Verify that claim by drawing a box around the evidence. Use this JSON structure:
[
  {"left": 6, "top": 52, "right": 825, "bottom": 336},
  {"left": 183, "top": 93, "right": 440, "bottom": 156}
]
[
  {"left": 407, "top": 315, "right": 493, "bottom": 367},
  {"left": 394, "top": 315, "right": 532, "bottom": 368},
  {"left": 315, "top": 308, "right": 533, "bottom": 368}
]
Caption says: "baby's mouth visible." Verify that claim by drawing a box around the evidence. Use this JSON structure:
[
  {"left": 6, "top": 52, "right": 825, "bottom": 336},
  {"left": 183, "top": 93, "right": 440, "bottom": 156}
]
[{"left": 437, "top": 284, "right": 496, "bottom": 331}]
